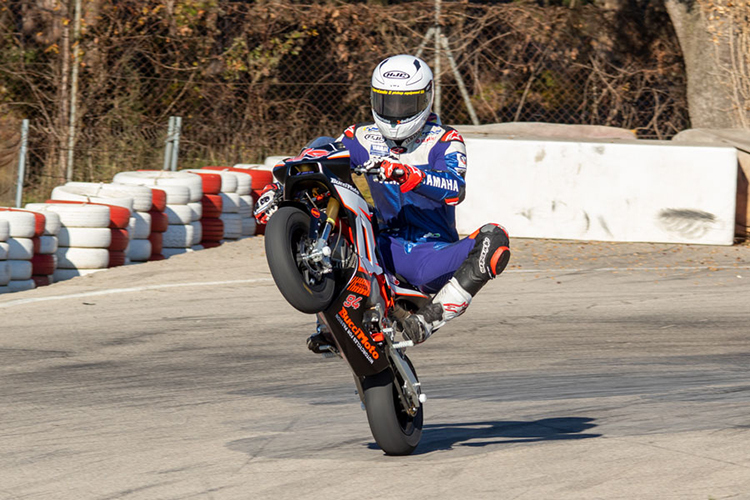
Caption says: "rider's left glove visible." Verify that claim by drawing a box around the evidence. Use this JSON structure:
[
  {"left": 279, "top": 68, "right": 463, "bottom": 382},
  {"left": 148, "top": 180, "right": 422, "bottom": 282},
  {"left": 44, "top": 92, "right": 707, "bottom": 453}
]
[
  {"left": 254, "top": 182, "right": 282, "bottom": 224},
  {"left": 381, "top": 160, "right": 425, "bottom": 193}
]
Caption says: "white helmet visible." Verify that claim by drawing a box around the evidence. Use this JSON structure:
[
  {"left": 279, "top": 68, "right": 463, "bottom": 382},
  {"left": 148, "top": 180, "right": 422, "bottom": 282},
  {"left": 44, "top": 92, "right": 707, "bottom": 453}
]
[{"left": 371, "top": 54, "right": 434, "bottom": 141}]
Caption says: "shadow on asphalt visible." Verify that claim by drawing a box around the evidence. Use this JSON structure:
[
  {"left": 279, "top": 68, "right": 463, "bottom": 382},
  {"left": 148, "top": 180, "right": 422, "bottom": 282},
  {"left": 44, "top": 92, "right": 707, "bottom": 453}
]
[{"left": 368, "top": 417, "right": 600, "bottom": 455}]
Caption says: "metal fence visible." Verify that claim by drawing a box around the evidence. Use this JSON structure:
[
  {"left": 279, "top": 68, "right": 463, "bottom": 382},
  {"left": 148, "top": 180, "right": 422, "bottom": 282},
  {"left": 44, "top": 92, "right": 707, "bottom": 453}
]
[{"left": 0, "top": 0, "right": 689, "bottom": 203}]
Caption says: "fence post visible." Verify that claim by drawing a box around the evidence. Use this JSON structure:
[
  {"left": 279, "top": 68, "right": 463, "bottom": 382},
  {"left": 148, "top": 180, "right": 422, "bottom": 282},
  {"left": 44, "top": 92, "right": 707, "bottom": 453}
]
[
  {"left": 163, "top": 116, "right": 175, "bottom": 171},
  {"left": 66, "top": 0, "right": 82, "bottom": 182},
  {"left": 433, "top": 0, "right": 441, "bottom": 116},
  {"left": 170, "top": 116, "right": 182, "bottom": 172},
  {"left": 15, "top": 119, "right": 29, "bottom": 208}
]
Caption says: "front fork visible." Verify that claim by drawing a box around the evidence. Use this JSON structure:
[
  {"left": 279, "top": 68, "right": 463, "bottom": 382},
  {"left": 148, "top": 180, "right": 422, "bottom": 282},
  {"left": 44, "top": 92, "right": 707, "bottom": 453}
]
[{"left": 302, "top": 198, "right": 340, "bottom": 275}]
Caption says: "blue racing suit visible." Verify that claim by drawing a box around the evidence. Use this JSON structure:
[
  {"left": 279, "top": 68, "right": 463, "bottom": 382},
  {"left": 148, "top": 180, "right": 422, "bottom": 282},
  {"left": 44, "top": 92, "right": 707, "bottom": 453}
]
[{"left": 340, "top": 116, "right": 477, "bottom": 293}]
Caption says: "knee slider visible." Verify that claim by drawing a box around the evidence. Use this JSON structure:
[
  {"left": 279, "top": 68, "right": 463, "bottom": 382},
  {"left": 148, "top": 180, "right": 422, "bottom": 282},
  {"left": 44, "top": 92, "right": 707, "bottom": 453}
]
[{"left": 475, "top": 224, "right": 510, "bottom": 277}]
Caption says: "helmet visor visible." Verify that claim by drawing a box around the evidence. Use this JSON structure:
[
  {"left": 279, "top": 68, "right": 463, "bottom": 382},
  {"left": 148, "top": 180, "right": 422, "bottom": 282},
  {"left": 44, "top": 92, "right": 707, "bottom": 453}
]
[{"left": 371, "top": 86, "right": 430, "bottom": 121}]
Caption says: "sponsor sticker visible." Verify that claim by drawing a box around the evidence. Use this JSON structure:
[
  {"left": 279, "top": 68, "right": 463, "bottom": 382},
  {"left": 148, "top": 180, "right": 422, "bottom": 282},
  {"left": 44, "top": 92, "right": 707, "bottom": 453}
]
[
  {"left": 343, "top": 294, "right": 362, "bottom": 310},
  {"left": 383, "top": 71, "right": 411, "bottom": 79},
  {"left": 364, "top": 134, "right": 384, "bottom": 143},
  {"left": 336, "top": 307, "right": 380, "bottom": 362},
  {"left": 311, "top": 208, "right": 321, "bottom": 218},
  {"left": 347, "top": 276, "right": 371, "bottom": 295}
]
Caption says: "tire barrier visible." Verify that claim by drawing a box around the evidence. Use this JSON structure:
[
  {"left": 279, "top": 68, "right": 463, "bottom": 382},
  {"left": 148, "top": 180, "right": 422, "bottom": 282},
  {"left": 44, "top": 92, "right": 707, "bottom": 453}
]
[{"left": 1, "top": 164, "right": 265, "bottom": 295}]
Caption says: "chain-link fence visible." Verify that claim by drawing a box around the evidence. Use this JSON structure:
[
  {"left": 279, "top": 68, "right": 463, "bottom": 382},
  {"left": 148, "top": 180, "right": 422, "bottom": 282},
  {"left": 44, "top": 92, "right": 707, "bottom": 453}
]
[{"left": 0, "top": 0, "right": 689, "bottom": 202}]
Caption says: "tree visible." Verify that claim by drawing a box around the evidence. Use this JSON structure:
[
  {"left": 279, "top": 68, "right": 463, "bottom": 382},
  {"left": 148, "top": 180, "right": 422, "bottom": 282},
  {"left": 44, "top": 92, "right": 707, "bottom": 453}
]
[{"left": 664, "top": 0, "right": 749, "bottom": 129}]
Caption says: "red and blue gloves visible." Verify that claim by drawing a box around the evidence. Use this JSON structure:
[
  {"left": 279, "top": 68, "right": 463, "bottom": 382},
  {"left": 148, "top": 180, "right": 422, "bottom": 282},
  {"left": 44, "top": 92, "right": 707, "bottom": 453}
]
[{"left": 381, "top": 159, "right": 425, "bottom": 193}]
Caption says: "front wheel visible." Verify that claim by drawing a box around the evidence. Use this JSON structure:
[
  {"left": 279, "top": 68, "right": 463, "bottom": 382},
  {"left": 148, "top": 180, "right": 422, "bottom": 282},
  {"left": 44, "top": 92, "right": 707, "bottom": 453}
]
[
  {"left": 265, "top": 206, "right": 335, "bottom": 313},
  {"left": 362, "top": 364, "right": 423, "bottom": 456}
]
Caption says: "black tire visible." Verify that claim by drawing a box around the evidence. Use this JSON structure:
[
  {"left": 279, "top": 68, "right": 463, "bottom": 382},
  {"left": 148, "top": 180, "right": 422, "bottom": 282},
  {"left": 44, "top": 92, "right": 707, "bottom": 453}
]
[
  {"left": 362, "top": 364, "right": 423, "bottom": 456},
  {"left": 265, "top": 206, "right": 335, "bottom": 313}
]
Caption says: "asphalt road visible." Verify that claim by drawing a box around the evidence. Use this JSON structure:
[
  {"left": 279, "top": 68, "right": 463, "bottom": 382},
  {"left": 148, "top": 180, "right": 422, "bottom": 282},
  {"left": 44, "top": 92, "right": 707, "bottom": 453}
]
[{"left": 1, "top": 237, "right": 750, "bottom": 499}]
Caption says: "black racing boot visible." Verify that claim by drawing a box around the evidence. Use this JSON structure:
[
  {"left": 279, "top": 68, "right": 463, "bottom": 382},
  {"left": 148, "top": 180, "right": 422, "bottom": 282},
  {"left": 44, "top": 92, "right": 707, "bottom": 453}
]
[{"left": 307, "top": 323, "right": 336, "bottom": 354}]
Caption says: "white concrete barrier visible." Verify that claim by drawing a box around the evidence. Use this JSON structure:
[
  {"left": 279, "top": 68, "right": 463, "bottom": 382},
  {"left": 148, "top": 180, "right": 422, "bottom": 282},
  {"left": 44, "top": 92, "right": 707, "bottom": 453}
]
[{"left": 456, "top": 137, "right": 738, "bottom": 245}]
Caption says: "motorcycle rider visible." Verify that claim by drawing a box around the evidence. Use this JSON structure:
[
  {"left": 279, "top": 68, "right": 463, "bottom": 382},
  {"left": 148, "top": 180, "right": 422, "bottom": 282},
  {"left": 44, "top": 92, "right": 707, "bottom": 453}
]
[
  {"left": 258, "top": 54, "right": 510, "bottom": 345},
  {"left": 339, "top": 54, "right": 510, "bottom": 344}
]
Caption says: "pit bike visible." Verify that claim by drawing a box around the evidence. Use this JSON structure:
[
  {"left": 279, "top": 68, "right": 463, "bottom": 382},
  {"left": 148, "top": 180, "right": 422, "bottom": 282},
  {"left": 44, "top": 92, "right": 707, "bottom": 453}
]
[{"left": 258, "top": 137, "right": 430, "bottom": 455}]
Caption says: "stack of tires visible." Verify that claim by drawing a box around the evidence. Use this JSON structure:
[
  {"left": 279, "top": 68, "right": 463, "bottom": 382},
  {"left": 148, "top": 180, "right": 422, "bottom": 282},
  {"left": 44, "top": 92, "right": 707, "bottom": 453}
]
[
  {"left": 49, "top": 184, "right": 136, "bottom": 269},
  {"left": 112, "top": 171, "right": 202, "bottom": 258},
  {"left": 0, "top": 220, "right": 9, "bottom": 293},
  {"left": 25, "top": 203, "right": 112, "bottom": 281},
  {"left": 144, "top": 189, "right": 168, "bottom": 261},
  {"left": 0, "top": 209, "right": 44, "bottom": 292},
  {"left": 202, "top": 167, "right": 257, "bottom": 238},
  {"left": 181, "top": 170, "right": 224, "bottom": 249},
  {"left": 187, "top": 168, "right": 241, "bottom": 241},
  {"left": 229, "top": 165, "right": 275, "bottom": 235},
  {"left": 26, "top": 207, "right": 61, "bottom": 287}
]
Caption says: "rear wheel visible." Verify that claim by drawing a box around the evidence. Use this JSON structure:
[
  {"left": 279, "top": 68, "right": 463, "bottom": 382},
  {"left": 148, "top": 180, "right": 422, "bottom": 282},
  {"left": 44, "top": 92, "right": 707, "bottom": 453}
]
[
  {"left": 362, "top": 362, "right": 423, "bottom": 456},
  {"left": 265, "top": 206, "right": 335, "bottom": 313}
]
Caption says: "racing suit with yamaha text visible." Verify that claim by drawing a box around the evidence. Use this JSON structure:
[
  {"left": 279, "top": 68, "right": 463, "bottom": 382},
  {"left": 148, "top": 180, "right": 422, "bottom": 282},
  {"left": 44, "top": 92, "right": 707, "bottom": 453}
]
[{"left": 340, "top": 116, "right": 510, "bottom": 341}]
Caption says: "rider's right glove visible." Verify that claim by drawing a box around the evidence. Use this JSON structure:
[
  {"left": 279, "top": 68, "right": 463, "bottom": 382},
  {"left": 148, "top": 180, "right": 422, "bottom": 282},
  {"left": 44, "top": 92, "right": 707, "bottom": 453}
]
[
  {"left": 381, "top": 159, "right": 425, "bottom": 193},
  {"left": 254, "top": 182, "right": 282, "bottom": 224}
]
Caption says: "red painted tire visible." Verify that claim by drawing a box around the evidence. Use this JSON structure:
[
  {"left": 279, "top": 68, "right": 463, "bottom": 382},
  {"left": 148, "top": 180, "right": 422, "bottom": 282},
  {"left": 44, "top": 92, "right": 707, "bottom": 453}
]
[
  {"left": 45, "top": 200, "right": 130, "bottom": 229},
  {"left": 108, "top": 250, "right": 126, "bottom": 267},
  {"left": 32, "top": 275, "right": 51, "bottom": 287},
  {"left": 151, "top": 189, "right": 167, "bottom": 212},
  {"left": 110, "top": 228, "right": 129, "bottom": 251},
  {"left": 186, "top": 172, "right": 221, "bottom": 195},
  {"left": 149, "top": 253, "right": 165, "bottom": 261},
  {"left": 31, "top": 254, "right": 56, "bottom": 275},
  {"left": 148, "top": 231, "right": 163, "bottom": 254},
  {"left": 201, "top": 240, "right": 222, "bottom": 249},
  {"left": 201, "top": 194, "right": 223, "bottom": 218},
  {"left": 149, "top": 210, "right": 169, "bottom": 233},
  {"left": 201, "top": 218, "right": 224, "bottom": 242},
  {"left": 31, "top": 236, "right": 41, "bottom": 254}
]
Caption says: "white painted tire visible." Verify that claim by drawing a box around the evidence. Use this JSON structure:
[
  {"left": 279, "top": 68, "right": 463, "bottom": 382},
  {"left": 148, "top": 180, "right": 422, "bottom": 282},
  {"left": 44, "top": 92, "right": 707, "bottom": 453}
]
[
  {"left": 242, "top": 217, "right": 257, "bottom": 236},
  {"left": 52, "top": 184, "right": 134, "bottom": 212},
  {"left": 220, "top": 213, "right": 242, "bottom": 239},
  {"left": 53, "top": 268, "right": 105, "bottom": 282},
  {"left": 128, "top": 212, "right": 152, "bottom": 239},
  {"left": 163, "top": 224, "right": 194, "bottom": 248},
  {"left": 66, "top": 182, "right": 154, "bottom": 212},
  {"left": 38, "top": 235, "right": 58, "bottom": 254},
  {"left": 127, "top": 238, "right": 152, "bottom": 261},
  {"left": 238, "top": 195, "right": 254, "bottom": 217},
  {"left": 21, "top": 207, "right": 61, "bottom": 236},
  {"left": 228, "top": 171, "right": 253, "bottom": 195},
  {"left": 191, "top": 221, "right": 202, "bottom": 245},
  {"left": 58, "top": 227, "right": 111, "bottom": 248},
  {"left": 112, "top": 171, "right": 202, "bottom": 202},
  {"left": 0, "top": 211, "right": 36, "bottom": 238},
  {"left": 7, "top": 279, "right": 35, "bottom": 292},
  {"left": 162, "top": 247, "right": 194, "bottom": 258},
  {"left": 7, "top": 238, "right": 34, "bottom": 260},
  {"left": 0, "top": 261, "right": 10, "bottom": 286},
  {"left": 187, "top": 202, "right": 202, "bottom": 222},
  {"left": 113, "top": 176, "right": 192, "bottom": 206},
  {"left": 0, "top": 241, "right": 8, "bottom": 260},
  {"left": 25, "top": 203, "right": 110, "bottom": 229},
  {"left": 165, "top": 205, "right": 193, "bottom": 225},
  {"left": 56, "top": 247, "right": 110, "bottom": 269},
  {"left": 0, "top": 219, "right": 9, "bottom": 241},
  {"left": 220, "top": 193, "right": 240, "bottom": 214},
  {"left": 8, "top": 259, "right": 32, "bottom": 280}
]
